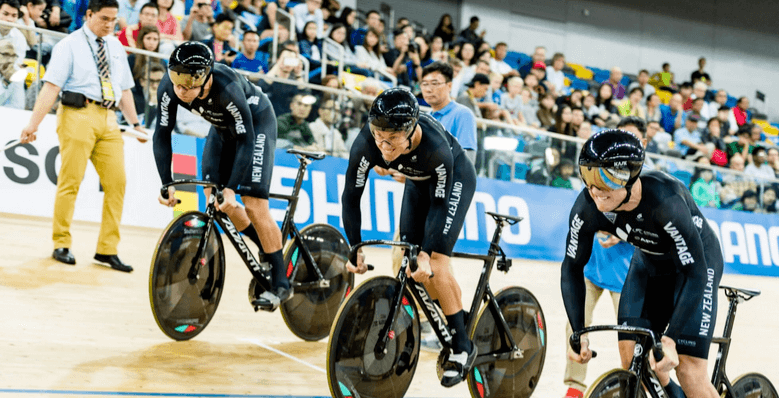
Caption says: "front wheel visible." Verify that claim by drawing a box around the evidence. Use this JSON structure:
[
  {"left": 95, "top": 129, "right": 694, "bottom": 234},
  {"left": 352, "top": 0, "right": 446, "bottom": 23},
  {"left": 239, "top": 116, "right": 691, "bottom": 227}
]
[
  {"left": 327, "top": 276, "right": 420, "bottom": 398},
  {"left": 467, "top": 286, "right": 547, "bottom": 398},
  {"left": 149, "top": 211, "right": 226, "bottom": 341},
  {"left": 729, "top": 373, "right": 778, "bottom": 398},
  {"left": 584, "top": 368, "right": 646, "bottom": 398},
  {"left": 280, "top": 223, "right": 353, "bottom": 341}
]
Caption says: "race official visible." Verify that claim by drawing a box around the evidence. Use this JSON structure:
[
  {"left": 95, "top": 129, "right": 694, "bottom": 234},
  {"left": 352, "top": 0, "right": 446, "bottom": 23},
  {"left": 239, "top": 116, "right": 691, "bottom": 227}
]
[{"left": 19, "top": 0, "right": 142, "bottom": 272}]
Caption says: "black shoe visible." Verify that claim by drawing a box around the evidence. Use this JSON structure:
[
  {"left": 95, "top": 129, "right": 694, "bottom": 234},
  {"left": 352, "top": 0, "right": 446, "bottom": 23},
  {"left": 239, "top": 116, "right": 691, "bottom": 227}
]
[
  {"left": 251, "top": 290, "right": 281, "bottom": 312},
  {"left": 52, "top": 248, "right": 76, "bottom": 265},
  {"left": 94, "top": 254, "right": 133, "bottom": 273},
  {"left": 440, "top": 342, "right": 478, "bottom": 388},
  {"left": 275, "top": 285, "right": 293, "bottom": 303}
]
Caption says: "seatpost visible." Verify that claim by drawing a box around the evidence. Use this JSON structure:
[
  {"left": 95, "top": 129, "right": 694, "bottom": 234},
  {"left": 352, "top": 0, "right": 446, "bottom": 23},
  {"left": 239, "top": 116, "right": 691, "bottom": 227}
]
[
  {"left": 711, "top": 294, "right": 739, "bottom": 385},
  {"left": 280, "top": 156, "right": 311, "bottom": 235},
  {"left": 489, "top": 221, "right": 505, "bottom": 256}
]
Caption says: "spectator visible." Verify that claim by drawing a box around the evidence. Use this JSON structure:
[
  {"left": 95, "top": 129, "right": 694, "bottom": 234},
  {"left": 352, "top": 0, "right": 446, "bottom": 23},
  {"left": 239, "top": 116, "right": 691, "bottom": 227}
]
[
  {"left": 350, "top": 9, "right": 380, "bottom": 46},
  {"left": 647, "top": 120, "right": 672, "bottom": 154},
  {"left": 0, "top": 39, "right": 24, "bottom": 108},
  {"left": 527, "top": 146, "right": 560, "bottom": 186},
  {"left": 181, "top": 0, "right": 213, "bottom": 41},
  {"left": 690, "top": 165, "right": 719, "bottom": 208},
  {"left": 582, "top": 93, "right": 598, "bottom": 121},
  {"left": 383, "top": 28, "right": 410, "bottom": 85},
  {"left": 257, "top": 0, "right": 290, "bottom": 40},
  {"left": 524, "top": 73, "right": 542, "bottom": 101},
  {"left": 400, "top": 22, "right": 415, "bottom": 41},
  {"left": 456, "top": 72, "right": 488, "bottom": 118},
  {"left": 618, "top": 86, "right": 646, "bottom": 119},
  {"left": 501, "top": 76, "right": 529, "bottom": 125},
  {"left": 117, "top": 0, "right": 143, "bottom": 29},
  {"left": 707, "top": 90, "right": 728, "bottom": 124},
  {"left": 592, "top": 83, "right": 619, "bottom": 128},
  {"left": 490, "top": 42, "right": 519, "bottom": 79},
  {"left": 453, "top": 41, "right": 475, "bottom": 81},
  {"left": 355, "top": 27, "right": 388, "bottom": 74},
  {"left": 336, "top": 7, "right": 356, "bottom": 48},
  {"left": 757, "top": 187, "right": 777, "bottom": 214},
  {"left": 570, "top": 106, "right": 586, "bottom": 135},
  {"left": 18, "top": 0, "right": 51, "bottom": 65},
  {"left": 537, "top": 92, "right": 555, "bottom": 129},
  {"left": 277, "top": 93, "right": 315, "bottom": 148},
  {"left": 231, "top": 30, "right": 268, "bottom": 74},
  {"left": 659, "top": 93, "right": 684, "bottom": 134},
  {"left": 552, "top": 104, "right": 575, "bottom": 160},
  {"left": 674, "top": 114, "right": 707, "bottom": 157},
  {"left": 545, "top": 52, "right": 565, "bottom": 96},
  {"left": 298, "top": 20, "right": 322, "bottom": 70},
  {"left": 729, "top": 96, "right": 750, "bottom": 131},
  {"left": 726, "top": 125, "right": 756, "bottom": 163},
  {"left": 259, "top": 41, "right": 304, "bottom": 116},
  {"left": 766, "top": 147, "right": 779, "bottom": 178},
  {"left": 517, "top": 86, "right": 540, "bottom": 127},
  {"left": 324, "top": 22, "right": 372, "bottom": 76},
  {"left": 577, "top": 120, "right": 592, "bottom": 139},
  {"left": 292, "top": 0, "right": 323, "bottom": 39},
  {"left": 433, "top": 13, "right": 454, "bottom": 45},
  {"left": 308, "top": 95, "right": 348, "bottom": 157},
  {"left": 406, "top": 36, "right": 432, "bottom": 86},
  {"left": 529, "top": 61, "right": 549, "bottom": 94},
  {"left": 645, "top": 93, "right": 662, "bottom": 122},
  {"left": 551, "top": 158, "right": 576, "bottom": 189},
  {"left": 701, "top": 117, "right": 726, "bottom": 154},
  {"left": 202, "top": 13, "right": 237, "bottom": 65},
  {"left": 37, "top": 0, "right": 69, "bottom": 33},
  {"left": 733, "top": 189, "right": 759, "bottom": 212},
  {"left": 131, "top": 61, "right": 164, "bottom": 123},
  {"left": 117, "top": 2, "right": 157, "bottom": 47},
  {"left": 679, "top": 82, "right": 693, "bottom": 110},
  {"left": 691, "top": 56, "right": 711, "bottom": 86},
  {"left": 658, "top": 61, "right": 676, "bottom": 89},
  {"left": 458, "top": 15, "right": 484, "bottom": 46},
  {"left": 561, "top": 89, "right": 583, "bottom": 109},
  {"left": 691, "top": 82, "right": 710, "bottom": 116},
  {"left": 603, "top": 66, "right": 625, "bottom": 100},
  {"left": 151, "top": 0, "right": 183, "bottom": 41},
  {"left": 688, "top": 97, "right": 708, "bottom": 130},
  {"left": 429, "top": 35, "right": 447, "bottom": 62},
  {"left": 627, "top": 69, "right": 655, "bottom": 103},
  {"left": 717, "top": 105, "right": 733, "bottom": 137},
  {"left": 0, "top": 0, "right": 29, "bottom": 65},
  {"left": 744, "top": 146, "right": 775, "bottom": 181},
  {"left": 519, "top": 45, "right": 545, "bottom": 78},
  {"left": 126, "top": 26, "right": 162, "bottom": 82}
]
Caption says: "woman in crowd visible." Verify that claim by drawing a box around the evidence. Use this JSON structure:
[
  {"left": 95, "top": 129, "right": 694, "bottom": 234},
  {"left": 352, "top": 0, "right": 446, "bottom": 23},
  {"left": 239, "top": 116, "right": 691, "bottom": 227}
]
[
  {"left": 258, "top": 0, "right": 291, "bottom": 39},
  {"left": 429, "top": 35, "right": 447, "bottom": 62},
  {"left": 299, "top": 20, "right": 323, "bottom": 70},
  {"left": 618, "top": 87, "right": 647, "bottom": 119},
  {"left": 551, "top": 104, "right": 577, "bottom": 161},
  {"left": 151, "top": 0, "right": 183, "bottom": 42},
  {"left": 355, "top": 27, "right": 389, "bottom": 74},
  {"left": 324, "top": 22, "right": 373, "bottom": 76},
  {"left": 537, "top": 92, "right": 556, "bottom": 129},
  {"left": 433, "top": 13, "right": 455, "bottom": 45},
  {"left": 593, "top": 82, "right": 620, "bottom": 128},
  {"left": 127, "top": 25, "right": 164, "bottom": 83},
  {"left": 645, "top": 93, "right": 662, "bottom": 122},
  {"left": 338, "top": 7, "right": 357, "bottom": 50}
]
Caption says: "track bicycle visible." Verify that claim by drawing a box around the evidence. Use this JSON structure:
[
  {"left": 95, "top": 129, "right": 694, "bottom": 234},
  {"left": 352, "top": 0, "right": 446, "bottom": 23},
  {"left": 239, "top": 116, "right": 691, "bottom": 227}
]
[
  {"left": 327, "top": 212, "right": 547, "bottom": 398},
  {"left": 569, "top": 285, "right": 777, "bottom": 398},
  {"left": 149, "top": 148, "right": 353, "bottom": 341}
]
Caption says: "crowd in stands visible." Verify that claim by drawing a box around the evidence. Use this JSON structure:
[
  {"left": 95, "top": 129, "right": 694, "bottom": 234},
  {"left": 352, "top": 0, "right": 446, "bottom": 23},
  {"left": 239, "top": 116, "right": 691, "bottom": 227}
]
[{"left": 1, "top": 0, "right": 778, "bottom": 213}]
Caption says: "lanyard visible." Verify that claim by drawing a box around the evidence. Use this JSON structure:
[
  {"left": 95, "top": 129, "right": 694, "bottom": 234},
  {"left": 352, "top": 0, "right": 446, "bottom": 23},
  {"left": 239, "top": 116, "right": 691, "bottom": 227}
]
[{"left": 82, "top": 28, "right": 117, "bottom": 102}]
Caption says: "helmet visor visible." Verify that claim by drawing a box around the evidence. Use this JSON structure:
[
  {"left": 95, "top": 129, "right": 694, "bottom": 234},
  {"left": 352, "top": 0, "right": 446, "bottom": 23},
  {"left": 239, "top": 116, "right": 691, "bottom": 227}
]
[
  {"left": 169, "top": 67, "right": 210, "bottom": 88},
  {"left": 579, "top": 165, "right": 631, "bottom": 192}
]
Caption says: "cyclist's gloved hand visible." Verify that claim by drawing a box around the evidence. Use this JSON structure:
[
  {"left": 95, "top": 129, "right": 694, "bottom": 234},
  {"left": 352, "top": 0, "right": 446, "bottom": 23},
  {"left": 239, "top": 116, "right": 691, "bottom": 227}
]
[
  {"left": 215, "top": 188, "right": 240, "bottom": 213},
  {"left": 649, "top": 336, "right": 679, "bottom": 375},
  {"left": 406, "top": 251, "right": 433, "bottom": 284},
  {"left": 159, "top": 186, "right": 178, "bottom": 207},
  {"left": 346, "top": 248, "right": 368, "bottom": 274},
  {"left": 568, "top": 335, "right": 593, "bottom": 364}
]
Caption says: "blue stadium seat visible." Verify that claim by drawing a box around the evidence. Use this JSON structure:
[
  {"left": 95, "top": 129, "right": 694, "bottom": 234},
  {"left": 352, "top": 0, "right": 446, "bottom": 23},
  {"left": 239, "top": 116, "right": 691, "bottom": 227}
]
[
  {"left": 571, "top": 79, "right": 589, "bottom": 91},
  {"left": 672, "top": 170, "right": 692, "bottom": 187},
  {"left": 514, "top": 162, "right": 529, "bottom": 180},
  {"left": 620, "top": 75, "right": 631, "bottom": 87},
  {"left": 726, "top": 95, "right": 737, "bottom": 108}
]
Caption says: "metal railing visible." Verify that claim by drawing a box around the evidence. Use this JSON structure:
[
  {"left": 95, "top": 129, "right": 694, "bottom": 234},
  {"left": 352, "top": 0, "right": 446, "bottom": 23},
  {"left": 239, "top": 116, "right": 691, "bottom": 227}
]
[
  {"left": 271, "top": 8, "right": 295, "bottom": 65},
  {"left": 321, "top": 37, "right": 344, "bottom": 82}
]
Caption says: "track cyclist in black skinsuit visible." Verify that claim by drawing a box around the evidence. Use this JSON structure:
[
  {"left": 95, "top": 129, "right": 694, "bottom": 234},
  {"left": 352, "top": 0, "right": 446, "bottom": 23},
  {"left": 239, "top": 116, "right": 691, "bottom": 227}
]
[
  {"left": 562, "top": 129, "right": 723, "bottom": 398},
  {"left": 153, "top": 41, "right": 291, "bottom": 309},
  {"left": 341, "top": 88, "right": 478, "bottom": 387}
]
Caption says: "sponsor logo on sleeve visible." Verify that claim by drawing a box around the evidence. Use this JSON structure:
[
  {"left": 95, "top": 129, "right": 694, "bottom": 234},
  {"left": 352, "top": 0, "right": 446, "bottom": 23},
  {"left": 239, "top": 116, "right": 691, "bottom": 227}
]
[
  {"left": 226, "top": 102, "right": 247, "bottom": 134},
  {"left": 566, "top": 214, "right": 585, "bottom": 258},
  {"left": 434, "top": 164, "right": 447, "bottom": 198},
  {"left": 355, "top": 157, "right": 370, "bottom": 188},
  {"left": 160, "top": 92, "right": 171, "bottom": 126},
  {"left": 664, "top": 221, "right": 694, "bottom": 265}
]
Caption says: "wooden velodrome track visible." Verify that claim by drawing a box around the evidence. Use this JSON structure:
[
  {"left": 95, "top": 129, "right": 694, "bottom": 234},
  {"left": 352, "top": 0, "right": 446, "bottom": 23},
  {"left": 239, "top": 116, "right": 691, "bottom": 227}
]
[{"left": 2, "top": 212, "right": 778, "bottom": 398}]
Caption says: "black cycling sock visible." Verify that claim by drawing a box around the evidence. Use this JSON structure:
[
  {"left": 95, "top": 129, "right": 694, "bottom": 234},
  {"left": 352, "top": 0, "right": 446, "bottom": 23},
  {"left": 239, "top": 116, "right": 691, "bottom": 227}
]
[
  {"left": 240, "top": 225, "right": 262, "bottom": 249},
  {"left": 267, "top": 249, "right": 290, "bottom": 289},
  {"left": 445, "top": 310, "right": 469, "bottom": 354},
  {"left": 664, "top": 379, "right": 687, "bottom": 398}
]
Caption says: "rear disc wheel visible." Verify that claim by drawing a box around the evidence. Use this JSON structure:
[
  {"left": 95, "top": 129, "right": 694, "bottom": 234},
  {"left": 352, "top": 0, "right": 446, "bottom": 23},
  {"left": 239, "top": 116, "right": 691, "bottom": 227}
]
[{"left": 729, "top": 372, "right": 778, "bottom": 398}]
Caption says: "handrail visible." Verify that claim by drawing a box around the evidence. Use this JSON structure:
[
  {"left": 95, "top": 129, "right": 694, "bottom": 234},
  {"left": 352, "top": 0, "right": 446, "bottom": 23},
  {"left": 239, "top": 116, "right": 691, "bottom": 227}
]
[
  {"left": 373, "top": 67, "right": 397, "bottom": 87},
  {"left": 322, "top": 37, "right": 344, "bottom": 83},
  {"left": 297, "top": 54, "right": 310, "bottom": 83},
  {"left": 272, "top": 8, "right": 295, "bottom": 65}
]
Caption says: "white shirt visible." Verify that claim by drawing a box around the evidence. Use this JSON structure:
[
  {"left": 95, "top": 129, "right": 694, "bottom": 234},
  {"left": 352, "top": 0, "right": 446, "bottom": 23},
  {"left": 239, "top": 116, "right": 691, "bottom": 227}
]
[
  {"left": 309, "top": 118, "right": 348, "bottom": 158},
  {"left": 354, "top": 46, "right": 386, "bottom": 71},
  {"left": 292, "top": 3, "right": 324, "bottom": 39},
  {"left": 546, "top": 66, "right": 565, "bottom": 94},
  {"left": 0, "top": 28, "right": 29, "bottom": 68},
  {"left": 490, "top": 58, "right": 513, "bottom": 75},
  {"left": 744, "top": 163, "right": 776, "bottom": 182}
]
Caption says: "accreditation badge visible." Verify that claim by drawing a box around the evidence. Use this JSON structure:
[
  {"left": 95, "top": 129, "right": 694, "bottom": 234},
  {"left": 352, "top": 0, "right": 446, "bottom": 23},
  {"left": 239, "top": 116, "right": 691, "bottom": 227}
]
[{"left": 100, "top": 76, "right": 116, "bottom": 102}]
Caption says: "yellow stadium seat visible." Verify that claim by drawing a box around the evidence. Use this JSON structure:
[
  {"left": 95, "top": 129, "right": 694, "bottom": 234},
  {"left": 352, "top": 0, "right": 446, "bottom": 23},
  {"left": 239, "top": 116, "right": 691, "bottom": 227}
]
[
  {"left": 656, "top": 90, "right": 672, "bottom": 105},
  {"left": 567, "top": 63, "right": 593, "bottom": 80},
  {"left": 564, "top": 77, "right": 570, "bottom": 87},
  {"left": 754, "top": 119, "right": 779, "bottom": 136},
  {"left": 21, "top": 59, "right": 44, "bottom": 89}
]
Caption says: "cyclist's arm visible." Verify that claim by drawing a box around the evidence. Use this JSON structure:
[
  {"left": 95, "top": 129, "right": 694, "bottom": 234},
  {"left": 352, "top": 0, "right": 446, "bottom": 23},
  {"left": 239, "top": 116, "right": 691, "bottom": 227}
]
[
  {"left": 221, "top": 88, "right": 257, "bottom": 190},
  {"left": 152, "top": 77, "right": 179, "bottom": 185},
  {"left": 420, "top": 149, "right": 455, "bottom": 255},
  {"left": 655, "top": 199, "right": 709, "bottom": 339},
  {"left": 560, "top": 192, "right": 599, "bottom": 332},
  {"left": 341, "top": 132, "right": 374, "bottom": 246}
]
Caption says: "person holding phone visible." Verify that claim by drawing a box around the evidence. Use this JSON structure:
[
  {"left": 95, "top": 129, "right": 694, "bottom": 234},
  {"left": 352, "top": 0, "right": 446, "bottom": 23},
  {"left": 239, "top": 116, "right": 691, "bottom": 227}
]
[
  {"left": 201, "top": 13, "right": 236, "bottom": 65},
  {"left": 181, "top": 0, "right": 213, "bottom": 41}
]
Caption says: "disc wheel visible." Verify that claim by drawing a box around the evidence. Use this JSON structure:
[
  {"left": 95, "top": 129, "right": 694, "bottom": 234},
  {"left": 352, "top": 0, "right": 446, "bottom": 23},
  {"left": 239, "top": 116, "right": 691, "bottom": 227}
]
[
  {"left": 280, "top": 223, "right": 353, "bottom": 341},
  {"left": 327, "top": 276, "right": 420, "bottom": 398},
  {"left": 467, "top": 286, "right": 547, "bottom": 398},
  {"left": 729, "top": 373, "right": 778, "bottom": 398},
  {"left": 584, "top": 369, "right": 645, "bottom": 398},
  {"left": 149, "top": 211, "right": 225, "bottom": 341}
]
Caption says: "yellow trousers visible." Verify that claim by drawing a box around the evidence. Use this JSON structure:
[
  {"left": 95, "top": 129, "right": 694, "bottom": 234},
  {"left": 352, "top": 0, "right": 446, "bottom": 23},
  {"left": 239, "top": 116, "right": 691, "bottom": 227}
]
[{"left": 53, "top": 102, "right": 126, "bottom": 255}]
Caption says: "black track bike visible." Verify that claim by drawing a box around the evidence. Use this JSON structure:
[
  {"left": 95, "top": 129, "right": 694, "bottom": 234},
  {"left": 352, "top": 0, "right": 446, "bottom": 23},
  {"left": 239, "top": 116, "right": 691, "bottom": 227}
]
[
  {"left": 570, "top": 285, "right": 777, "bottom": 398},
  {"left": 149, "top": 149, "right": 353, "bottom": 342},
  {"left": 327, "top": 212, "right": 547, "bottom": 398}
]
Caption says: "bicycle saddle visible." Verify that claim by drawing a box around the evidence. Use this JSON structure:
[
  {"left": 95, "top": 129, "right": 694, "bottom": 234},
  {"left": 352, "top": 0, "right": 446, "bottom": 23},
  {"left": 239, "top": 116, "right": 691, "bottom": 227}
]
[
  {"left": 287, "top": 148, "right": 326, "bottom": 160},
  {"left": 719, "top": 284, "right": 761, "bottom": 299},
  {"left": 486, "top": 211, "right": 523, "bottom": 225}
]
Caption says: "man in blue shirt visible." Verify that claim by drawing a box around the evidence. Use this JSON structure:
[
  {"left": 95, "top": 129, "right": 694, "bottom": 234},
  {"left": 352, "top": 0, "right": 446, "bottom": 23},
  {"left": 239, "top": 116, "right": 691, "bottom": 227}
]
[
  {"left": 673, "top": 113, "right": 707, "bottom": 156},
  {"left": 231, "top": 30, "right": 268, "bottom": 74},
  {"left": 659, "top": 92, "right": 685, "bottom": 135},
  {"left": 421, "top": 61, "right": 478, "bottom": 164}
]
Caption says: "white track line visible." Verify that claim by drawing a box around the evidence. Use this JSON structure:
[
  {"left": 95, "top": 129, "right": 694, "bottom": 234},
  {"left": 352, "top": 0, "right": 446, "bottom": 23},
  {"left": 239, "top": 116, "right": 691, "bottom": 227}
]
[{"left": 241, "top": 338, "right": 326, "bottom": 374}]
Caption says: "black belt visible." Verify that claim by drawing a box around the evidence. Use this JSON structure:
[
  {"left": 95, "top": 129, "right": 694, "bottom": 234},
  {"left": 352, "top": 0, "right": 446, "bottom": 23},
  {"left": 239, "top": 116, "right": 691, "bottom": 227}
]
[{"left": 86, "top": 98, "right": 118, "bottom": 111}]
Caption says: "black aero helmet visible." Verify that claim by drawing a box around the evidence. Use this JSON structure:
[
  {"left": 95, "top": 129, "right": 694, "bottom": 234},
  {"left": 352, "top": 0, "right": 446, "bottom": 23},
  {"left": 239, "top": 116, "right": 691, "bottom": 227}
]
[
  {"left": 168, "top": 41, "right": 214, "bottom": 88},
  {"left": 368, "top": 87, "right": 420, "bottom": 138},
  {"left": 579, "top": 129, "right": 644, "bottom": 192}
]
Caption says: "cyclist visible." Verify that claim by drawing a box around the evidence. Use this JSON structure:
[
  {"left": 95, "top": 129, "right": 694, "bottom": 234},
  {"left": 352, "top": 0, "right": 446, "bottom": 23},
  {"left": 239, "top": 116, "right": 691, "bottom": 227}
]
[
  {"left": 152, "top": 41, "right": 291, "bottom": 308},
  {"left": 342, "top": 88, "right": 478, "bottom": 387},
  {"left": 561, "top": 129, "right": 723, "bottom": 398}
]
